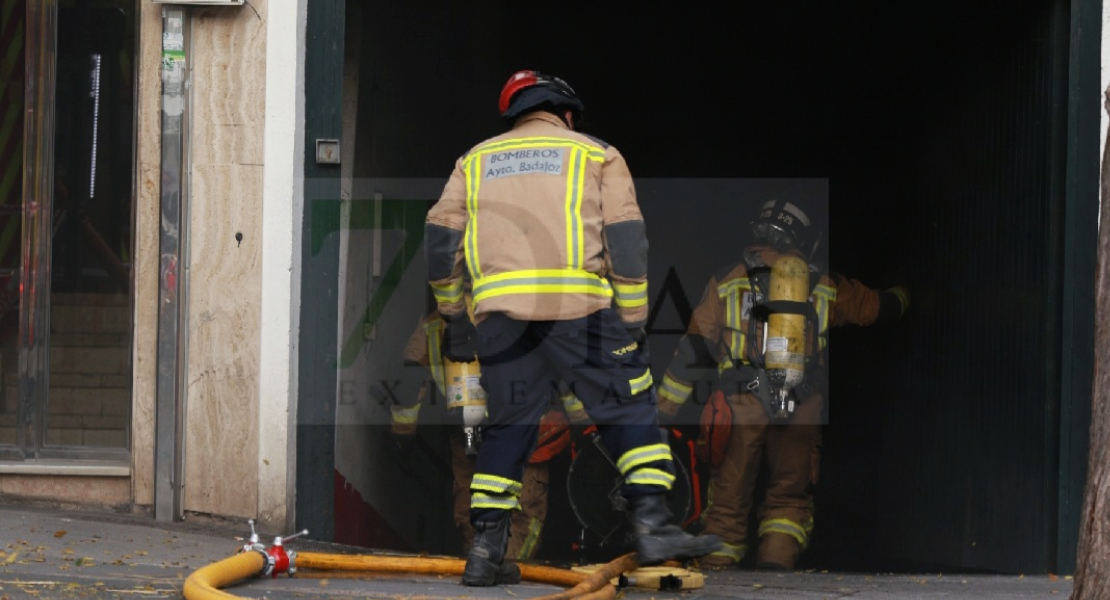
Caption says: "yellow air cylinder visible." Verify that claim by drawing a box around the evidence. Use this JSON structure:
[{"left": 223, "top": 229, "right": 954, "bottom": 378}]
[
  {"left": 765, "top": 254, "right": 808, "bottom": 391},
  {"left": 444, "top": 358, "right": 487, "bottom": 455},
  {"left": 443, "top": 358, "right": 486, "bottom": 410}
]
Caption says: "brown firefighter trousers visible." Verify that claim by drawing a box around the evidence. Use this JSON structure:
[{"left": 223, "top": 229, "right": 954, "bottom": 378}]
[{"left": 700, "top": 391, "right": 824, "bottom": 560}]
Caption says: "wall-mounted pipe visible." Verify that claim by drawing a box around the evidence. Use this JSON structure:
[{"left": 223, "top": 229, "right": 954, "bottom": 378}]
[{"left": 154, "top": 6, "right": 191, "bottom": 522}]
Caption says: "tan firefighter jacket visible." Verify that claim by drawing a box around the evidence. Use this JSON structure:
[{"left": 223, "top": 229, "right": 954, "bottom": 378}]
[
  {"left": 658, "top": 246, "right": 908, "bottom": 417},
  {"left": 425, "top": 112, "right": 649, "bottom": 327}
]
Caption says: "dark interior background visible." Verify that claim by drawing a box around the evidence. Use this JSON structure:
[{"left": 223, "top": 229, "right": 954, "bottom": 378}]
[{"left": 346, "top": 0, "right": 1079, "bottom": 574}]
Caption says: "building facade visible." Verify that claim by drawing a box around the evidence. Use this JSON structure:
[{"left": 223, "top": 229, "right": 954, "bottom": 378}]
[{"left": 0, "top": 0, "right": 1106, "bottom": 575}]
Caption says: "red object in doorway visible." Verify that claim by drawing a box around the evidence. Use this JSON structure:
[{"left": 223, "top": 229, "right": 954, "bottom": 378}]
[{"left": 333, "top": 470, "right": 411, "bottom": 551}]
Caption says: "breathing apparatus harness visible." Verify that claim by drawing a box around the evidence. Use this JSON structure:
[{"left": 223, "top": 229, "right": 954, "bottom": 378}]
[{"left": 718, "top": 249, "right": 827, "bottom": 422}]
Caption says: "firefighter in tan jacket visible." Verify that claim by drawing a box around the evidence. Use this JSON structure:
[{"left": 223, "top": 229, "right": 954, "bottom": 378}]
[
  {"left": 390, "top": 306, "right": 589, "bottom": 560},
  {"left": 425, "top": 70, "right": 720, "bottom": 586},
  {"left": 658, "top": 200, "right": 909, "bottom": 571}
]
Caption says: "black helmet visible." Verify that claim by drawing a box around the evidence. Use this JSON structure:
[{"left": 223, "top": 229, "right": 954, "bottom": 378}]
[
  {"left": 750, "top": 199, "right": 817, "bottom": 256},
  {"left": 498, "top": 70, "right": 584, "bottom": 126}
]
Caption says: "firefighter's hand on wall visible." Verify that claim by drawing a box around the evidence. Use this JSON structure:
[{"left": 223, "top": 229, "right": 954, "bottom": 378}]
[
  {"left": 888, "top": 286, "right": 910, "bottom": 316},
  {"left": 442, "top": 314, "right": 478, "bottom": 363}
]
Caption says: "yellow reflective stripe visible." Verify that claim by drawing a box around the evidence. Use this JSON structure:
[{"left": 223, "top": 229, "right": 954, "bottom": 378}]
[
  {"left": 813, "top": 290, "right": 830, "bottom": 335},
  {"left": 814, "top": 283, "right": 836, "bottom": 300},
  {"left": 658, "top": 386, "right": 686, "bottom": 404},
  {"left": 724, "top": 290, "right": 735, "bottom": 329},
  {"left": 723, "top": 328, "right": 746, "bottom": 367},
  {"left": 718, "top": 354, "right": 733, "bottom": 375},
  {"left": 430, "top": 280, "right": 463, "bottom": 304},
  {"left": 629, "top": 370, "right": 653, "bottom": 395},
  {"left": 615, "top": 295, "right": 648, "bottom": 308},
  {"left": 516, "top": 517, "right": 543, "bottom": 560},
  {"left": 473, "top": 269, "right": 613, "bottom": 303},
  {"left": 390, "top": 404, "right": 421, "bottom": 425},
  {"left": 659, "top": 375, "right": 692, "bottom": 405},
  {"left": 560, "top": 393, "right": 585, "bottom": 414},
  {"left": 471, "top": 473, "right": 523, "bottom": 495},
  {"left": 728, "top": 288, "right": 737, "bottom": 328},
  {"left": 573, "top": 149, "right": 587, "bottom": 264},
  {"left": 709, "top": 541, "right": 746, "bottom": 562},
  {"left": 470, "top": 492, "right": 521, "bottom": 511},
  {"left": 759, "top": 518, "right": 813, "bottom": 548},
  {"left": 624, "top": 467, "right": 675, "bottom": 489},
  {"left": 476, "top": 269, "right": 610, "bottom": 286},
  {"left": 613, "top": 281, "right": 648, "bottom": 308},
  {"left": 564, "top": 147, "right": 582, "bottom": 268},
  {"left": 563, "top": 148, "right": 575, "bottom": 267},
  {"left": 613, "top": 281, "right": 647, "bottom": 295},
  {"left": 616, "top": 443, "right": 672, "bottom": 474},
  {"left": 476, "top": 284, "right": 613, "bottom": 303},
  {"left": 717, "top": 278, "right": 751, "bottom": 298},
  {"left": 818, "top": 336, "right": 828, "bottom": 351},
  {"left": 464, "top": 155, "right": 482, "bottom": 279},
  {"left": 468, "top": 136, "right": 605, "bottom": 160},
  {"left": 425, "top": 321, "right": 446, "bottom": 395}
]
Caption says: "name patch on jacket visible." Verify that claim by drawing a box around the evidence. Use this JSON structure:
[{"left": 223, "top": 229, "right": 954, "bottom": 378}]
[{"left": 483, "top": 148, "right": 565, "bottom": 180}]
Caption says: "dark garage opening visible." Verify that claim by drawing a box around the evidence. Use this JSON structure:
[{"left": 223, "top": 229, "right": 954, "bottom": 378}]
[{"left": 301, "top": 0, "right": 1098, "bottom": 575}]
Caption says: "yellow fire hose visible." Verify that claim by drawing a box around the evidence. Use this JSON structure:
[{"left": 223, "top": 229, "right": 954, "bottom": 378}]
[
  {"left": 183, "top": 548, "right": 640, "bottom": 600},
  {"left": 182, "top": 551, "right": 266, "bottom": 600}
]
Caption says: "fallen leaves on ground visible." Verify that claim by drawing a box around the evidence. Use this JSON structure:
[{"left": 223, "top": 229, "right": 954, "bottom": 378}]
[{"left": 52, "top": 531, "right": 66, "bottom": 539}]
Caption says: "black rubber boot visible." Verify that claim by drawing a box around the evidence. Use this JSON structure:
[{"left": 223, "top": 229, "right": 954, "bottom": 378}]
[
  {"left": 630, "top": 493, "right": 723, "bottom": 565},
  {"left": 461, "top": 514, "right": 521, "bottom": 587}
]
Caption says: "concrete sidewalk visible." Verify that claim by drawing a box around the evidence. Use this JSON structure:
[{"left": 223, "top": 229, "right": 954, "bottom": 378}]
[{"left": 0, "top": 505, "right": 1073, "bottom": 599}]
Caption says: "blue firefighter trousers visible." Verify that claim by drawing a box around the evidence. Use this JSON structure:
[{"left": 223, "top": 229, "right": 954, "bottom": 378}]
[{"left": 469, "top": 308, "right": 675, "bottom": 525}]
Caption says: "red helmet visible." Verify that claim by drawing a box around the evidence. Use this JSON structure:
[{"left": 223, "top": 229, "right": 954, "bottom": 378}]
[{"left": 498, "top": 70, "right": 584, "bottom": 123}]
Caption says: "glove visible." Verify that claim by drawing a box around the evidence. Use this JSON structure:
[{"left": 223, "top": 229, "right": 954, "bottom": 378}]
[
  {"left": 386, "top": 431, "right": 418, "bottom": 467},
  {"left": 626, "top": 326, "right": 650, "bottom": 363},
  {"left": 441, "top": 314, "right": 477, "bottom": 363},
  {"left": 391, "top": 431, "right": 417, "bottom": 452},
  {"left": 656, "top": 395, "right": 683, "bottom": 425},
  {"left": 888, "top": 286, "right": 910, "bottom": 315}
]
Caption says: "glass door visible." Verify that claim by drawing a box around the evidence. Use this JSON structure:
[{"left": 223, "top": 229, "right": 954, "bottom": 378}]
[
  {"left": 0, "top": 0, "right": 24, "bottom": 450},
  {"left": 0, "top": 0, "right": 136, "bottom": 461}
]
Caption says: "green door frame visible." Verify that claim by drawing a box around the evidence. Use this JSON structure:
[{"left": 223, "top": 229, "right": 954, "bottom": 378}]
[
  {"left": 296, "top": 0, "right": 345, "bottom": 540},
  {"left": 1054, "top": 0, "right": 1100, "bottom": 574}
]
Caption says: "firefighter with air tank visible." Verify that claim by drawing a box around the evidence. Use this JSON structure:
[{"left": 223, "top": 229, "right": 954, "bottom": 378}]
[
  {"left": 390, "top": 294, "right": 589, "bottom": 562},
  {"left": 425, "top": 70, "right": 721, "bottom": 587},
  {"left": 657, "top": 199, "right": 910, "bottom": 571}
]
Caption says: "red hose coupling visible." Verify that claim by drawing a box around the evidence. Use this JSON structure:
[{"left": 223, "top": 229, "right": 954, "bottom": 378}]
[{"left": 265, "top": 545, "right": 291, "bottom": 577}]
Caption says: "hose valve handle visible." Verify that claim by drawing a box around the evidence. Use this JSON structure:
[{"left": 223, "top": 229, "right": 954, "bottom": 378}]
[
  {"left": 273, "top": 529, "right": 309, "bottom": 546},
  {"left": 247, "top": 519, "right": 261, "bottom": 545},
  {"left": 265, "top": 529, "right": 308, "bottom": 578}
]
